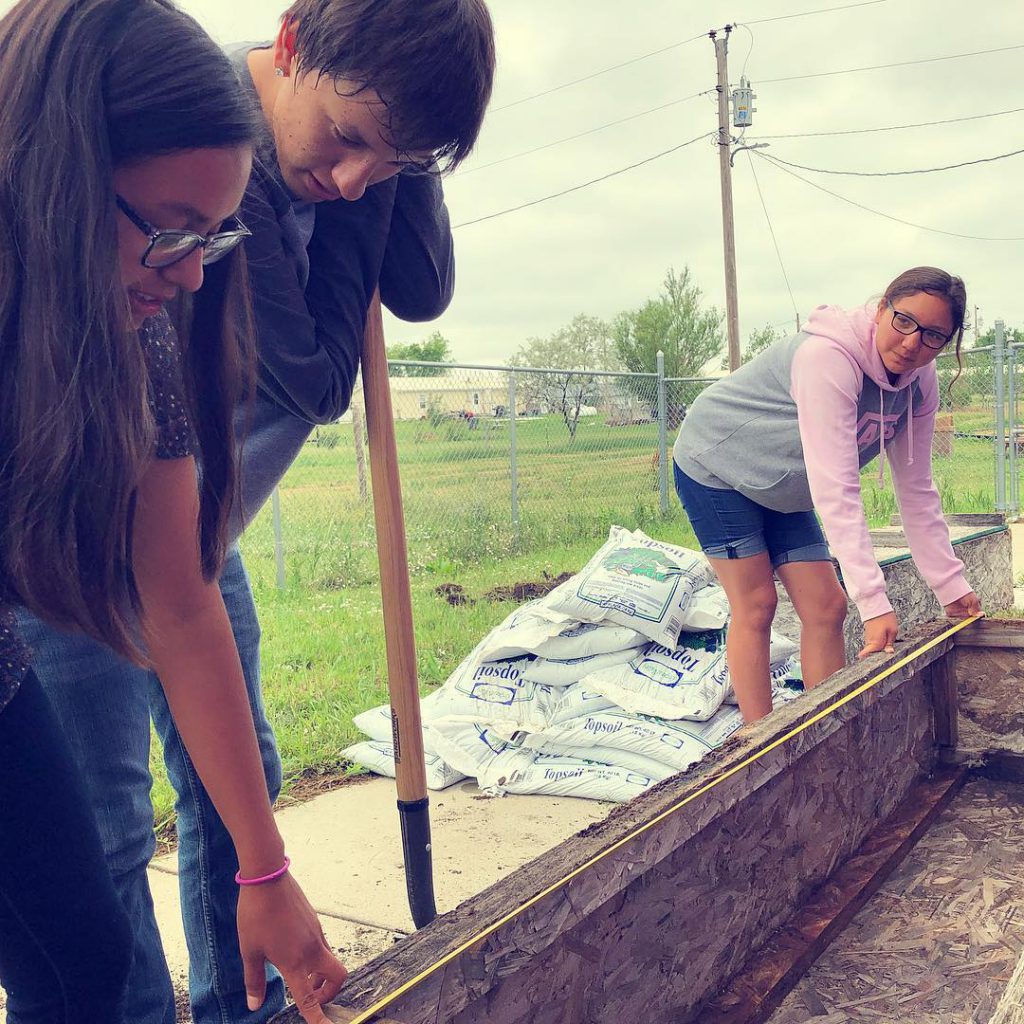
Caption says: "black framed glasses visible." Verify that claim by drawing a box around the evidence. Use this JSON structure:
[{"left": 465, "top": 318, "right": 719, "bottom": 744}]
[
  {"left": 116, "top": 195, "right": 251, "bottom": 269},
  {"left": 887, "top": 300, "right": 954, "bottom": 351}
]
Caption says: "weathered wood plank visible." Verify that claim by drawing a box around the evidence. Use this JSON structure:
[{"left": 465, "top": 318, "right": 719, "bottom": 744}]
[
  {"left": 956, "top": 618, "right": 1024, "bottom": 648},
  {"left": 926, "top": 654, "right": 959, "bottom": 756},
  {"left": 696, "top": 768, "right": 967, "bottom": 1024},
  {"left": 268, "top": 623, "right": 961, "bottom": 1024}
]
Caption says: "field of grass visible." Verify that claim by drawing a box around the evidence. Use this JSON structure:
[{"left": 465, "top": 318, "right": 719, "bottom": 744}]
[{"left": 149, "top": 409, "right": 1004, "bottom": 832}]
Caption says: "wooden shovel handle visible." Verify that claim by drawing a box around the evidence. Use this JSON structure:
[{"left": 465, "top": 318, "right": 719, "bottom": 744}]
[{"left": 360, "top": 291, "right": 427, "bottom": 801}]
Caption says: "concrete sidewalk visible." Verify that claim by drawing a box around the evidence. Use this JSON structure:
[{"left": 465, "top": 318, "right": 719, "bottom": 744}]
[{"left": 149, "top": 778, "right": 610, "bottom": 1000}]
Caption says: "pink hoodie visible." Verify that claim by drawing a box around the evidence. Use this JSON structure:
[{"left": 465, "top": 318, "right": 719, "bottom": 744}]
[{"left": 792, "top": 304, "right": 968, "bottom": 620}]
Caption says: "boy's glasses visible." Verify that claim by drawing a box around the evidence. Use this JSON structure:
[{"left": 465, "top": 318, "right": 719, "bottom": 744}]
[
  {"left": 116, "top": 195, "right": 251, "bottom": 269},
  {"left": 888, "top": 301, "right": 954, "bottom": 351}
]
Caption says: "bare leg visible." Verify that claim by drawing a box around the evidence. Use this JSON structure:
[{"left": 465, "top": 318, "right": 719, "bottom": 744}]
[
  {"left": 708, "top": 552, "right": 778, "bottom": 723},
  {"left": 775, "top": 560, "right": 848, "bottom": 689}
]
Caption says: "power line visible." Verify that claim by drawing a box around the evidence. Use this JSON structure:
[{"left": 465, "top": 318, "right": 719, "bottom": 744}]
[
  {"left": 456, "top": 91, "right": 712, "bottom": 177},
  {"left": 453, "top": 133, "right": 714, "bottom": 229},
  {"left": 747, "top": 106, "right": 1024, "bottom": 140},
  {"left": 490, "top": 0, "right": 892, "bottom": 113},
  {"left": 764, "top": 146, "right": 1024, "bottom": 177},
  {"left": 745, "top": 151, "right": 799, "bottom": 326},
  {"left": 741, "top": 0, "right": 887, "bottom": 25},
  {"left": 752, "top": 150, "right": 1024, "bottom": 242},
  {"left": 760, "top": 43, "right": 1024, "bottom": 85},
  {"left": 491, "top": 33, "right": 706, "bottom": 112}
]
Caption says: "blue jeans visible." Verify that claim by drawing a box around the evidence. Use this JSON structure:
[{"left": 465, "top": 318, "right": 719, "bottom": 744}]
[
  {"left": 674, "top": 461, "right": 831, "bottom": 565},
  {"left": 15, "top": 549, "right": 285, "bottom": 1024},
  {"left": 0, "top": 671, "right": 133, "bottom": 1022}
]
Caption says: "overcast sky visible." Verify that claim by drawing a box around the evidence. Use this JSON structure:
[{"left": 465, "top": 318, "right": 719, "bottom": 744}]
[{"left": 17, "top": 0, "right": 1024, "bottom": 364}]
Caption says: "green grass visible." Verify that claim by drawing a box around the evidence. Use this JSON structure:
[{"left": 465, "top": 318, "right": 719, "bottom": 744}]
[{"left": 148, "top": 413, "right": 1003, "bottom": 834}]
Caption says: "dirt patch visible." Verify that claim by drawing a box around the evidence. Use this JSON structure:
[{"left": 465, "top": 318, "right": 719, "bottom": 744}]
[
  {"left": 434, "top": 582, "right": 475, "bottom": 606},
  {"left": 484, "top": 571, "right": 574, "bottom": 603}
]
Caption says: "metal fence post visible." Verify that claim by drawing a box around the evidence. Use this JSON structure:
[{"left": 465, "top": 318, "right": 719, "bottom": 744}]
[
  {"left": 995, "top": 321, "right": 1007, "bottom": 513},
  {"left": 1009, "top": 345, "right": 1018, "bottom": 517},
  {"left": 508, "top": 372, "right": 519, "bottom": 539},
  {"left": 656, "top": 351, "right": 669, "bottom": 517},
  {"left": 271, "top": 486, "right": 286, "bottom": 591}
]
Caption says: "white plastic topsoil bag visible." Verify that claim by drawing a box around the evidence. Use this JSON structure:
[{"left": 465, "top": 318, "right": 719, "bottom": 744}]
[
  {"left": 480, "top": 747, "right": 659, "bottom": 803},
  {"left": 545, "top": 684, "right": 618, "bottom": 726},
  {"left": 510, "top": 708, "right": 740, "bottom": 775},
  {"left": 430, "top": 651, "right": 552, "bottom": 730},
  {"left": 519, "top": 646, "right": 641, "bottom": 687},
  {"left": 542, "top": 526, "right": 714, "bottom": 647},
  {"left": 424, "top": 719, "right": 521, "bottom": 779},
  {"left": 580, "top": 629, "right": 729, "bottom": 721},
  {"left": 678, "top": 585, "right": 730, "bottom": 632},
  {"left": 473, "top": 604, "right": 647, "bottom": 664},
  {"left": 352, "top": 690, "right": 444, "bottom": 742},
  {"left": 342, "top": 740, "right": 466, "bottom": 791},
  {"left": 533, "top": 620, "right": 649, "bottom": 660}
]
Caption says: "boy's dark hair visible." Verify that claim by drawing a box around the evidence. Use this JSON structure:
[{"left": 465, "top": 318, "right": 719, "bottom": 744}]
[
  {"left": 0, "top": 0, "right": 258, "bottom": 662},
  {"left": 284, "top": 0, "right": 495, "bottom": 169}
]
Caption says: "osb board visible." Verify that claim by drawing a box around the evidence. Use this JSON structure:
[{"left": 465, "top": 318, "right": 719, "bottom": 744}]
[
  {"left": 955, "top": 620, "right": 1024, "bottom": 759},
  {"left": 446, "top": 678, "right": 935, "bottom": 1024},
  {"left": 276, "top": 625, "right": 956, "bottom": 1024},
  {"left": 767, "top": 777, "right": 1024, "bottom": 1024},
  {"left": 697, "top": 769, "right": 968, "bottom": 1024}
]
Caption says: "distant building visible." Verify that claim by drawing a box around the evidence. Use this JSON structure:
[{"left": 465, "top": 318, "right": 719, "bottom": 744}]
[{"left": 387, "top": 371, "right": 509, "bottom": 421}]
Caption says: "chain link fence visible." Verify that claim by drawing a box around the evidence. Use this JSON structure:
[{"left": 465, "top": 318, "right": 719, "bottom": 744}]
[
  {"left": 239, "top": 360, "right": 717, "bottom": 590},
  {"left": 240, "top": 343, "right": 1010, "bottom": 592}
]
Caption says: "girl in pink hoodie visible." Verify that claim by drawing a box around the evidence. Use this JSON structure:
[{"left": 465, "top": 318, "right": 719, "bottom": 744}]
[{"left": 673, "top": 267, "right": 982, "bottom": 723}]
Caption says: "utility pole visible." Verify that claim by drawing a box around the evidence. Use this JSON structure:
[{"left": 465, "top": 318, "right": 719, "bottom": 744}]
[{"left": 711, "top": 25, "right": 740, "bottom": 372}]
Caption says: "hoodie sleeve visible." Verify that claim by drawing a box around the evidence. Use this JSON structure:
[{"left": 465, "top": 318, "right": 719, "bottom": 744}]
[
  {"left": 378, "top": 169, "right": 455, "bottom": 322},
  {"left": 791, "top": 338, "right": 891, "bottom": 621},
  {"left": 887, "top": 369, "right": 970, "bottom": 607},
  {"left": 240, "top": 168, "right": 392, "bottom": 426}
]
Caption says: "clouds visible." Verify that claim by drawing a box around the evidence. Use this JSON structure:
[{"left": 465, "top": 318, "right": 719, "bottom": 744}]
[{"left": 9, "top": 0, "right": 1018, "bottom": 362}]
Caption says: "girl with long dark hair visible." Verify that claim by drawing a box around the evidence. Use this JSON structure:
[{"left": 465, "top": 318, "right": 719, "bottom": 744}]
[{"left": 0, "top": 1, "right": 346, "bottom": 1020}]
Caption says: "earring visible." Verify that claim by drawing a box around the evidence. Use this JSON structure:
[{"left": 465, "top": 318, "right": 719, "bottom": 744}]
[{"left": 274, "top": 67, "right": 285, "bottom": 77}]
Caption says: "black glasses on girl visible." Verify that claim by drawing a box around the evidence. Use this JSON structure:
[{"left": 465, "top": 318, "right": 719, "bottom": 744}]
[
  {"left": 887, "top": 300, "right": 954, "bottom": 351},
  {"left": 116, "top": 195, "right": 251, "bottom": 269}
]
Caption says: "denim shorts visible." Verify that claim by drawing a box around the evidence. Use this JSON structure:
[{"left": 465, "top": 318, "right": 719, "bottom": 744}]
[{"left": 674, "top": 461, "right": 831, "bottom": 566}]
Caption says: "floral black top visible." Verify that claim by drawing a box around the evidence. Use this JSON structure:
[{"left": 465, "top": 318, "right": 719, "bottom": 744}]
[{"left": 0, "top": 309, "right": 195, "bottom": 713}]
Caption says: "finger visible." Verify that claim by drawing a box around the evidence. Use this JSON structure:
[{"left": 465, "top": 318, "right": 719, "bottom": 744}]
[
  {"left": 858, "top": 642, "right": 881, "bottom": 659},
  {"left": 312, "top": 952, "right": 348, "bottom": 1004},
  {"left": 289, "top": 977, "right": 332, "bottom": 1024},
  {"left": 243, "top": 951, "right": 268, "bottom": 1014}
]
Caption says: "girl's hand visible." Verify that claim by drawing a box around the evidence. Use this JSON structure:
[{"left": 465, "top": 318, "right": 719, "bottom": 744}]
[
  {"left": 944, "top": 591, "right": 983, "bottom": 619},
  {"left": 238, "top": 874, "right": 348, "bottom": 1023},
  {"left": 858, "top": 612, "right": 899, "bottom": 659}
]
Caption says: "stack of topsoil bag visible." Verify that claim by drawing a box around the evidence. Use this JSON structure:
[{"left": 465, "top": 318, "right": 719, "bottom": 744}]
[{"left": 344, "top": 526, "right": 801, "bottom": 803}]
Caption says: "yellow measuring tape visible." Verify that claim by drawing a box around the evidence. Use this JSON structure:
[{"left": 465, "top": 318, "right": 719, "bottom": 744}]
[{"left": 343, "top": 615, "right": 980, "bottom": 1024}]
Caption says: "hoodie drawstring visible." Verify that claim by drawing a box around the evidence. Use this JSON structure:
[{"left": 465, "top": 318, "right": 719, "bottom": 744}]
[
  {"left": 878, "top": 383, "right": 916, "bottom": 487},
  {"left": 878, "top": 388, "right": 886, "bottom": 487},
  {"left": 906, "top": 386, "right": 915, "bottom": 466}
]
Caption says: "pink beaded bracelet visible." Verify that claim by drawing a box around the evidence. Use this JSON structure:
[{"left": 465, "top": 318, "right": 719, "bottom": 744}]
[{"left": 235, "top": 856, "right": 291, "bottom": 886}]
